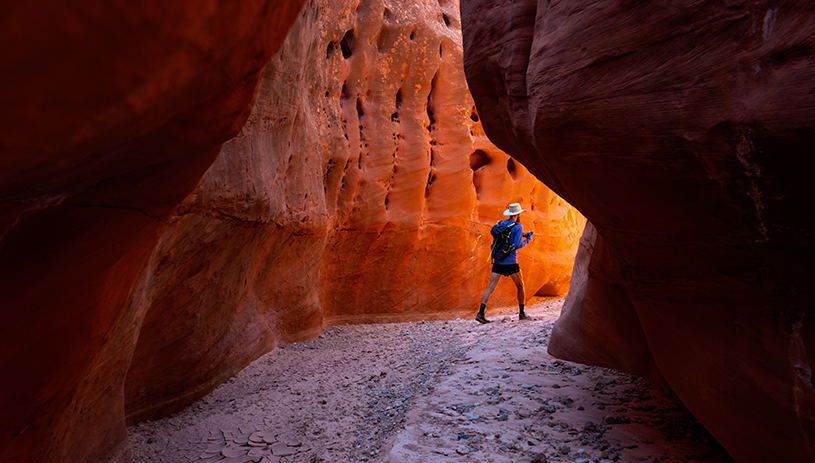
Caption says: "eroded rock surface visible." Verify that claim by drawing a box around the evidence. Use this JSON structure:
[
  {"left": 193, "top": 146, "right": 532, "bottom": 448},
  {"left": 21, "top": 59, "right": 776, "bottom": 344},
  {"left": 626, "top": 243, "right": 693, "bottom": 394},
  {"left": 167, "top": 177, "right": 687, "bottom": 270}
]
[
  {"left": 125, "top": 0, "right": 584, "bottom": 423},
  {"left": 0, "top": 2, "right": 304, "bottom": 462},
  {"left": 549, "top": 222, "right": 664, "bottom": 386},
  {"left": 461, "top": 1, "right": 815, "bottom": 462}
]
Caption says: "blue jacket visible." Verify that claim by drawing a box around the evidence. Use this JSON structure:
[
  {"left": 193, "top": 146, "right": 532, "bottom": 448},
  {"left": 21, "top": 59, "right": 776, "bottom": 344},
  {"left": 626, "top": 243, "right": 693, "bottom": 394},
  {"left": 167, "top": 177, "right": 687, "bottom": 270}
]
[{"left": 493, "top": 219, "right": 530, "bottom": 265}]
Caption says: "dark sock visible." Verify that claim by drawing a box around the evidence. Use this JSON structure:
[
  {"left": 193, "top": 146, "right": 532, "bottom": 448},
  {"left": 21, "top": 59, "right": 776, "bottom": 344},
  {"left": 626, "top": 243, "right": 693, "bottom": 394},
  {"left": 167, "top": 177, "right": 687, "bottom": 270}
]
[
  {"left": 478, "top": 303, "right": 486, "bottom": 316},
  {"left": 519, "top": 304, "right": 525, "bottom": 314}
]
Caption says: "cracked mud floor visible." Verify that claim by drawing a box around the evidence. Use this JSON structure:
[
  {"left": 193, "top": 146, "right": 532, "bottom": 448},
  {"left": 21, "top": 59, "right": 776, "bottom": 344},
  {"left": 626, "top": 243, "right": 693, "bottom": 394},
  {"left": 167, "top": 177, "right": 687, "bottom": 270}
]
[{"left": 128, "top": 297, "right": 734, "bottom": 463}]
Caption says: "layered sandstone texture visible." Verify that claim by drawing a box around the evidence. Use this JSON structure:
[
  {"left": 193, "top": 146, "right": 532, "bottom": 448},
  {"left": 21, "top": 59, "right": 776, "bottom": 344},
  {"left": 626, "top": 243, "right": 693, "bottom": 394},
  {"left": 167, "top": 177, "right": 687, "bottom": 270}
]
[
  {"left": 0, "top": 1, "right": 304, "bottom": 462},
  {"left": 125, "top": 0, "right": 584, "bottom": 423},
  {"left": 461, "top": 1, "right": 815, "bottom": 462}
]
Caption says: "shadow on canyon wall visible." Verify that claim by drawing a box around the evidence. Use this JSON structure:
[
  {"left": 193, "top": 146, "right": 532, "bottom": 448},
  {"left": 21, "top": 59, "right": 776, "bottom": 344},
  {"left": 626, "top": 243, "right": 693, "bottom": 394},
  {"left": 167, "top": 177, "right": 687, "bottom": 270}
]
[
  {"left": 1, "top": 1, "right": 813, "bottom": 462},
  {"left": 0, "top": 0, "right": 580, "bottom": 461},
  {"left": 461, "top": 1, "right": 815, "bottom": 462}
]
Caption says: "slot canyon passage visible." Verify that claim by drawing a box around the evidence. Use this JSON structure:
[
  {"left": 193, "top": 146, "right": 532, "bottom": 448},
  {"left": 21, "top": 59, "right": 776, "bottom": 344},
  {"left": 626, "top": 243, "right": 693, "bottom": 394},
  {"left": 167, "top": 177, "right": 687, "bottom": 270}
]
[{"left": 0, "top": 1, "right": 813, "bottom": 463}]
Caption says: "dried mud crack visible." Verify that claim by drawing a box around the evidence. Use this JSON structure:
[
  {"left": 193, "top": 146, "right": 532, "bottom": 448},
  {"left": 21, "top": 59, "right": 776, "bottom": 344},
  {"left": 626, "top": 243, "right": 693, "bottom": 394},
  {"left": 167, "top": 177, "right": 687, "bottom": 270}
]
[{"left": 129, "top": 297, "right": 733, "bottom": 463}]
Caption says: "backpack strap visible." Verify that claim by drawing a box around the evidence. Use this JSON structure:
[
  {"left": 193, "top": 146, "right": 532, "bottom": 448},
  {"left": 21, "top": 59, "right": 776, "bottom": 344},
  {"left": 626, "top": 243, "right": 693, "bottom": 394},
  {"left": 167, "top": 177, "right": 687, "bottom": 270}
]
[{"left": 489, "top": 221, "right": 517, "bottom": 262}]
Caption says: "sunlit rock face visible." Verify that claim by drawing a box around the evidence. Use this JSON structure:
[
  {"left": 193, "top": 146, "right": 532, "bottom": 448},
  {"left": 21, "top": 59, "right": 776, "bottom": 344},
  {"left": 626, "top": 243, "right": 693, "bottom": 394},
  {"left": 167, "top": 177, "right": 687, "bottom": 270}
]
[
  {"left": 461, "top": 1, "right": 815, "bottom": 462},
  {"left": 0, "top": 1, "right": 304, "bottom": 462},
  {"left": 124, "top": 0, "right": 584, "bottom": 422},
  {"left": 302, "top": 0, "right": 583, "bottom": 323}
]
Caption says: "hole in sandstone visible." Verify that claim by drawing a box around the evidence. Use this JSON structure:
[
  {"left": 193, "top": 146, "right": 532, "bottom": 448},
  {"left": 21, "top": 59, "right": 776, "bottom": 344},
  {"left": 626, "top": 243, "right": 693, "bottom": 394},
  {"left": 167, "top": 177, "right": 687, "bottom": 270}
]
[
  {"left": 341, "top": 117, "right": 349, "bottom": 140},
  {"left": 409, "top": 29, "right": 416, "bottom": 40},
  {"left": 442, "top": 13, "right": 451, "bottom": 28},
  {"left": 470, "top": 150, "right": 489, "bottom": 171},
  {"left": 395, "top": 89, "right": 402, "bottom": 110},
  {"left": 426, "top": 72, "right": 438, "bottom": 132},
  {"left": 341, "top": 83, "right": 351, "bottom": 102},
  {"left": 356, "top": 98, "right": 364, "bottom": 118},
  {"left": 470, "top": 106, "right": 479, "bottom": 122},
  {"left": 326, "top": 41, "right": 336, "bottom": 59},
  {"left": 429, "top": 148, "right": 436, "bottom": 166},
  {"left": 391, "top": 112, "right": 398, "bottom": 122},
  {"left": 425, "top": 171, "right": 435, "bottom": 197},
  {"left": 384, "top": 194, "right": 390, "bottom": 210},
  {"left": 341, "top": 30, "right": 355, "bottom": 59},
  {"left": 507, "top": 158, "right": 517, "bottom": 177},
  {"left": 323, "top": 159, "right": 335, "bottom": 184}
]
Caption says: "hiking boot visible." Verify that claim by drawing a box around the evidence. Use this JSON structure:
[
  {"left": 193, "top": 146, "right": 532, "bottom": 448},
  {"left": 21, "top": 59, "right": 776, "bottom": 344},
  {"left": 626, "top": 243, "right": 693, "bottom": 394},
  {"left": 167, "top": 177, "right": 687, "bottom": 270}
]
[
  {"left": 519, "top": 313, "right": 530, "bottom": 321},
  {"left": 475, "top": 313, "right": 491, "bottom": 324}
]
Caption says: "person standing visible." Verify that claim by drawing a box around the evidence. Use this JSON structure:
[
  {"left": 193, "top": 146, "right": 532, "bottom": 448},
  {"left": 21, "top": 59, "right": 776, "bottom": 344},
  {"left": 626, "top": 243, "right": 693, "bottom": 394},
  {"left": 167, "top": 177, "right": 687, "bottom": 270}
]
[{"left": 476, "top": 203, "right": 533, "bottom": 323}]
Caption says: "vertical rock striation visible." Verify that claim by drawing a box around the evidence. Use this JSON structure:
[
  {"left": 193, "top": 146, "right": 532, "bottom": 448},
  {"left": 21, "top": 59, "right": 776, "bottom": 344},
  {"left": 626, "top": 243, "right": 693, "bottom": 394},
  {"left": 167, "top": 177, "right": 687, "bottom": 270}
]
[
  {"left": 461, "top": 1, "right": 815, "bottom": 462},
  {"left": 125, "top": 0, "right": 584, "bottom": 423}
]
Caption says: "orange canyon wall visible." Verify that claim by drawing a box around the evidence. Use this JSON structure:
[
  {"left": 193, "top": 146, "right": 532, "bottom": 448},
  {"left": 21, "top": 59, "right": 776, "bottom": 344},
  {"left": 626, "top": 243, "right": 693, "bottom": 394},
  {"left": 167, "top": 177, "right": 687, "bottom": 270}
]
[
  {"left": 0, "top": 0, "right": 583, "bottom": 460},
  {"left": 125, "top": 0, "right": 584, "bottom": 424},
  {"left": 461, "top": 1, "right": 815, "bottom": 462}
]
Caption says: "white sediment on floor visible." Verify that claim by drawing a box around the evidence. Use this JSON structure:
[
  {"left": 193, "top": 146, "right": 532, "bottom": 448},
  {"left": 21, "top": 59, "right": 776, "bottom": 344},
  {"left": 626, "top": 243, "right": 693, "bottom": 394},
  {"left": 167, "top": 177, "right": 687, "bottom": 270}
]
[{"left": 128, "top": 297, "right": 732, "bottom": 463}]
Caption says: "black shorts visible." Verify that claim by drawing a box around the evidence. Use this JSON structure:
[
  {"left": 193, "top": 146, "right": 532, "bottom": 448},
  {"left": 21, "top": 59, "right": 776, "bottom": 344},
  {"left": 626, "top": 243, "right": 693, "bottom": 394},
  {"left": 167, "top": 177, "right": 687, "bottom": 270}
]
[{"left": 492, "top": 263, "right": 520, "bottom": 276}]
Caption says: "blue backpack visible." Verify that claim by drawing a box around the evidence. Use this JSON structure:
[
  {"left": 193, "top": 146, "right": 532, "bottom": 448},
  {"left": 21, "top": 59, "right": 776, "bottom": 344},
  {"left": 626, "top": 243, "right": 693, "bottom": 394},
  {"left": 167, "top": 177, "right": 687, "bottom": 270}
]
[{"left": 489, "top": 221, "right": 516, "bottom": 260}]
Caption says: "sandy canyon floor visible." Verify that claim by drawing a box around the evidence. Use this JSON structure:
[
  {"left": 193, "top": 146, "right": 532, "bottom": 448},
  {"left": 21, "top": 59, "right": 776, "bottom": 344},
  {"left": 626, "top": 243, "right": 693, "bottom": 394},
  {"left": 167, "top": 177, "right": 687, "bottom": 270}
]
[{"left": 129, "top": 297, "right": 733, "bottom": 463}]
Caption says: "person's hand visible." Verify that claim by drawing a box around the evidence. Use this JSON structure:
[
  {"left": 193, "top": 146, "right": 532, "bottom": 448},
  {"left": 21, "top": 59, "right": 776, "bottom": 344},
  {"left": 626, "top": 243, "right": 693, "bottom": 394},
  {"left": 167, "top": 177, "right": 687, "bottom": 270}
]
[{"left": 524, "top": 231, "right": 534, "bottom": 239}]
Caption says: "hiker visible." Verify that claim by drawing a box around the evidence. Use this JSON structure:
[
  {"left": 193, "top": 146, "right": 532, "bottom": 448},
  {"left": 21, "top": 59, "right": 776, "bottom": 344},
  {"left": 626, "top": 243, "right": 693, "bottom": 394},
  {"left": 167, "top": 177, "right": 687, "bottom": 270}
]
[{"left": 476, "top": 203, "right": 533, "bottom": 323}]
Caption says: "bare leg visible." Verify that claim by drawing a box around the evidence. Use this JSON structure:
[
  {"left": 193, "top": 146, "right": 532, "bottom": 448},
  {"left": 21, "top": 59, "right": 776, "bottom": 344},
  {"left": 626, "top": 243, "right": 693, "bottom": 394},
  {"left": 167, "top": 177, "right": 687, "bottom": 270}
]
[
  {"left": 509, "top": 270, "right": 525, "bottom": 305},
  {"left": 481, "top": 272, "right": 502, "bottom": 305},
  {"left": 477, "top": 272, "right": 502, "bottom": 323}
]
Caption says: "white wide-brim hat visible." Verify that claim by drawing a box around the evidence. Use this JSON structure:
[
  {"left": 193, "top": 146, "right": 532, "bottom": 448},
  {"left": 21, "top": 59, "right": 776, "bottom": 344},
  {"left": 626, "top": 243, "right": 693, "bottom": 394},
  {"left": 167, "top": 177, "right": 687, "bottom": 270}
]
[{"left": 503, "top": 203, "right": 527, "bottom": 216}]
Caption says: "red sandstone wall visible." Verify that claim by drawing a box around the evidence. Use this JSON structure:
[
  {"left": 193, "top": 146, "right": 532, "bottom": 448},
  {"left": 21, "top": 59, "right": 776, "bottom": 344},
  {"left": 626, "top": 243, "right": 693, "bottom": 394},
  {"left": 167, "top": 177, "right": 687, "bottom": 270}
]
[
  {"left": 0, "top": 1, "right": 304, "bottom": 462},
  {"left": 0, "top": 0, "right": 585, "bottom": 458},
  {"left": 124, "top": 0, "right": 584, "bottom": 423},
  {"left": 461, "top": 1, "right": 815, "bottom": 462},
  {"left": 549, "top": 222, "right": 665, "bottom": 385}
]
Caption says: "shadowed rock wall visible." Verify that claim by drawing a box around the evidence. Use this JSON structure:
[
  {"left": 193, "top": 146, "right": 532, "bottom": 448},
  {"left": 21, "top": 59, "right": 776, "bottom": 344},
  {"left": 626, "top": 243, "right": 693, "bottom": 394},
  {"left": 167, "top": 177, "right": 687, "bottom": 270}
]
[
  {"left": 0, "top": 0, "right": 584, "bottom": 458},
  {"left": 461, "top": 1, "right": 815, "bottom": 462},
  {"left": 0, "top": 1, "right": 304, "bottom": 461},
  {"left": 125, "top": 0, "right": 584, "bottom": 423}
]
